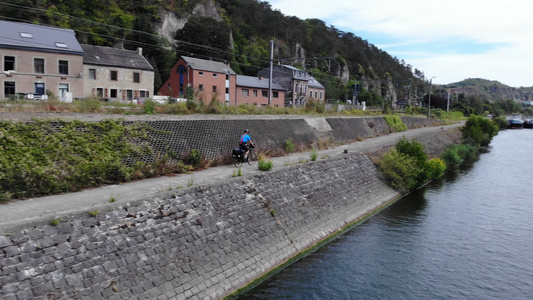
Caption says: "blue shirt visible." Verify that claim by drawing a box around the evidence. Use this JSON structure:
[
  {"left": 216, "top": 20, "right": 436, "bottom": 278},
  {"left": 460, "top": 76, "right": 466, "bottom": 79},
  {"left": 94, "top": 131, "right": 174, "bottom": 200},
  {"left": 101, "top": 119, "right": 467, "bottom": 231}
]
[{"left": 240, "top": 133, "right": 251, "bottom": 144}]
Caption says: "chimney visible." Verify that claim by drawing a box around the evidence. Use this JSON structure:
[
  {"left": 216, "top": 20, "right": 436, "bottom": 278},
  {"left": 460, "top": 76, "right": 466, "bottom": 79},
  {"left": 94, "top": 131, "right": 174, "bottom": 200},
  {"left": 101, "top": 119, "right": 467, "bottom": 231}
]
[{"left": 137, "top": 47, "right": 143, "bottom": 55}]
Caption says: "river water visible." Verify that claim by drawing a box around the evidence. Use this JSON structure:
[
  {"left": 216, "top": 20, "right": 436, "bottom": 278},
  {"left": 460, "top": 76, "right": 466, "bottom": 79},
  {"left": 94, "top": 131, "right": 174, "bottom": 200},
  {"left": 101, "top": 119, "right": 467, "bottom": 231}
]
[{"left": 241, "top": 129, "right": 533, "bottom": 300}]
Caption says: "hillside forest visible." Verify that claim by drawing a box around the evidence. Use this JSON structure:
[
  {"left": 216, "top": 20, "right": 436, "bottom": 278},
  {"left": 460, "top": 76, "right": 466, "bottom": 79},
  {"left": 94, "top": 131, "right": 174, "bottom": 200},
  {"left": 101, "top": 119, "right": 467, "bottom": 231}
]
[{"left": 1, "top": 0, "right": 532, "bottom": 116}]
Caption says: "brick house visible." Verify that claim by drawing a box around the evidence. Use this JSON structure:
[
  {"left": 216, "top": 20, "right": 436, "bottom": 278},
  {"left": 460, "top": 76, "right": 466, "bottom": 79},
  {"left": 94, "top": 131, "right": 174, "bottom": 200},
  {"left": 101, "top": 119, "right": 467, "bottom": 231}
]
[
  {"left": 0, "top": 20, "right": 84, "bottom": 101},
  {"left": 235, "top": 75, "right": 285, "bottom": 107},
  {"left": 158, "top": 56, "right": 237, "bottom": 105},
  {"left": 258, "top": 64, "right": 325, "bottom": 107},
  {"left": 81, "top": 44, "right": 154, "bottom": 102}
]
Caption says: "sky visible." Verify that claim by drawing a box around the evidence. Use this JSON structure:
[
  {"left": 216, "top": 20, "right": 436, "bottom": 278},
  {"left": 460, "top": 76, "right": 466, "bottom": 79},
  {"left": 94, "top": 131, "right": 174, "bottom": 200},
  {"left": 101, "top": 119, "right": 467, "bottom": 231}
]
[{"left": 268, "top": 0, "right": 533, "bottom": 88}]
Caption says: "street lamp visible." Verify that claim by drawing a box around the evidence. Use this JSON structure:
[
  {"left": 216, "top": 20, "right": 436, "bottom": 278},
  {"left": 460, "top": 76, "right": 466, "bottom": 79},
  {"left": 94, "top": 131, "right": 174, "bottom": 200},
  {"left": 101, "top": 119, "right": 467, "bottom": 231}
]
[{"left": 428, "top": 76, "right": 435, "bottom": 118}]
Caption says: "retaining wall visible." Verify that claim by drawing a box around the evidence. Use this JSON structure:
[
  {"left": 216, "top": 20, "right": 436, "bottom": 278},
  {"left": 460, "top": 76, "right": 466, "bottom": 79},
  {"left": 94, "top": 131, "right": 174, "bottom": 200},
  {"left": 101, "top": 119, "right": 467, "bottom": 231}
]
[
  {"left": 0, "top": 117, "right": 455, "bottom": 300},
  {"left": 136, "top": 116, "right": 444, "bottom": 160}
]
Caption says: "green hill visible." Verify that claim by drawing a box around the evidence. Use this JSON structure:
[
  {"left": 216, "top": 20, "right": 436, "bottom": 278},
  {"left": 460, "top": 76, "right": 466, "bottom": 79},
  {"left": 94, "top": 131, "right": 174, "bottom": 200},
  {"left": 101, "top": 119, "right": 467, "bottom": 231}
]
[{"left": 443, "top": 78, "right": 533, "bottom": 102}]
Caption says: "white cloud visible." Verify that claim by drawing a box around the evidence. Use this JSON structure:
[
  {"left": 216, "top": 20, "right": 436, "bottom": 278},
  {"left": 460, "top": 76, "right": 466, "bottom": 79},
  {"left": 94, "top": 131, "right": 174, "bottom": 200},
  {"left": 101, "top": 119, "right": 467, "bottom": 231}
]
[{"left": 268, "top": 0, "right": 533, "bottom": 87}]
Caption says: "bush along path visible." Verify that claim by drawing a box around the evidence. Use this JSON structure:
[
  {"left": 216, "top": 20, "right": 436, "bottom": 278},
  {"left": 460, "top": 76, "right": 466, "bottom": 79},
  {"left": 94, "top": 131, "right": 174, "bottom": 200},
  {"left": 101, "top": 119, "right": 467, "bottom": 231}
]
[{"left": 375, "top": 115, "right": 499, "bottom": 192}]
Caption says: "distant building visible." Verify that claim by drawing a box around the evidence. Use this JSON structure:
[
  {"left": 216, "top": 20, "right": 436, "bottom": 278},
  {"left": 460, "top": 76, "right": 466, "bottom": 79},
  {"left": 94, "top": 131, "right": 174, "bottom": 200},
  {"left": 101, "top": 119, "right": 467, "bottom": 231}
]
[
  {"left": 0, "top": 20, "right": 84, "bottom": 101},
  {"left": 235, "top": 75, "right": 285, "bottom": 107},
  {"left": 81, "top": 44, "right": 154, "bottom": 102},
  {"left": 258, "top": 64, "right": 325, "bottom": 107},
  {"left": 158, "top": 56, "right": 237, "bottom": 105}
]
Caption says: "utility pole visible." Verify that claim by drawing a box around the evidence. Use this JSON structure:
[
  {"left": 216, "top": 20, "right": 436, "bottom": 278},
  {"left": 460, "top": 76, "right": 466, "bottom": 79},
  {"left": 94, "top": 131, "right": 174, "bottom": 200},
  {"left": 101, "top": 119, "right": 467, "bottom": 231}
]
[
  {"left": 268, "top": 40, "right": 273, "bottom": 106},
  {"left": 447, "top": 89, "right": 451, "bottom": 112},
  {"left": 428, "top": 76, "right": 435, "bottom": 118}
]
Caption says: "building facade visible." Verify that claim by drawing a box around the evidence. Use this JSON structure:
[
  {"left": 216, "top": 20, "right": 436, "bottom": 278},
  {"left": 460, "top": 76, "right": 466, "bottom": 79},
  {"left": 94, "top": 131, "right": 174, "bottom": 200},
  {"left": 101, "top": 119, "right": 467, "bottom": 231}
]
[
  {"left": 258, "top": 64, "right": 325, "bottom": 107},
  {"left": 158, "top": 56, "right": 237, "bottom": 105},
  {"left": 81, "top": 45, "right": 154, "bottom": 102},
  {"left": 235, "top": 75, "right": 285, "bottom": 107},
  {"left": 0, "top": 20, "right": 84, "bottom": 101}
]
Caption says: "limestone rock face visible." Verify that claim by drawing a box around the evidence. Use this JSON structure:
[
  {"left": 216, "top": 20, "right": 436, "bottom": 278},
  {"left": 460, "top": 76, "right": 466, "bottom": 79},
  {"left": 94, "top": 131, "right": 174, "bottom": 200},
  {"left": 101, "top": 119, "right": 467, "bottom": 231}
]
[{"left": 155, "top": 0, "right": 223, "bottom": 45}]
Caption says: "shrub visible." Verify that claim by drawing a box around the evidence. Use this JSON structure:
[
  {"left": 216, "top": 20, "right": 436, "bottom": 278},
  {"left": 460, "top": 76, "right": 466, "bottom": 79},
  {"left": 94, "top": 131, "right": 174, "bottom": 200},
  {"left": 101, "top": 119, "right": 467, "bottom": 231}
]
[
  {"left": 426, "top": 158, "right": 446, "bottom": 179},
  {"left": 50, "top": 219, "right": 61, "bottom": 226},
  {"left": 182, "top": 149, "right": 203, "bottom": 169},
  {"left": 258, "top": 159, "right": 273, "bottom": 171},
  {"left": 441, "top": 146, "right": 463, "bottom": 171},
  {"left": 310, "top": 147, "right": 318, "bottom": 161},
  {"left": 377, "top": 148, "right": 421, "bottom": 192},
  {"left": 285, "top": 138, "right": 295, "bottom": 153},
  {"left": 462, "top": 115, "right": 499, "bottom": 147},
  {"left": 395, "top": 137, "right": 427, "bottom": 167},
  {"left": 383, "top": 115, "right": 407, "bottom": 132},
  {"left": 305, "top": 99, "right": 325, "bottom": 113},
  {"left": 492, "top": 116, "right": 509, "bottom": 129},
  {"left": 143, "top": 100, "right": 157, "bottom": 114},
  {"left": 441, "top": 144, "right": 477, "bottom": 171},
  {"left": 73, "top": 98, "right": 102, "bottom": 113}
]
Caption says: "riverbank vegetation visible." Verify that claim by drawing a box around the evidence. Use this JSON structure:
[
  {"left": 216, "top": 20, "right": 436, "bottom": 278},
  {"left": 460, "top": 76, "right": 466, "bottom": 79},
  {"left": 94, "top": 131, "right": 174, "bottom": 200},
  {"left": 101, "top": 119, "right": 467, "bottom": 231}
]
[
  {"left": 377, "top": 115, "right": 500, "bottom": 192},
  {"left": 0, "top": 120, "right": 203, "bottom": 202}
]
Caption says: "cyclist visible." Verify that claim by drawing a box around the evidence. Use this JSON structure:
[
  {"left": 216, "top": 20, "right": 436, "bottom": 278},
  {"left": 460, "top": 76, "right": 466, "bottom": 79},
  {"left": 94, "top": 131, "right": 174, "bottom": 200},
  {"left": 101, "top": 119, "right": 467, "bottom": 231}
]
[{"left": 239, "top": 129, "right": 255, "bottom": 161}]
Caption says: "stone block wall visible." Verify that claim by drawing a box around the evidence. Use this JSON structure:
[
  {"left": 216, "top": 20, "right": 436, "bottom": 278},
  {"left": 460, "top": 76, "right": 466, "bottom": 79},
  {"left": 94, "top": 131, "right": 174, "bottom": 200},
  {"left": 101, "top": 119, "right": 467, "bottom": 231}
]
[
  {"left": 0, "top": 116, "right": 454, "bottom": 300},
  {"left": 0, "top": 153, "right": 399, "bottom": 300}
]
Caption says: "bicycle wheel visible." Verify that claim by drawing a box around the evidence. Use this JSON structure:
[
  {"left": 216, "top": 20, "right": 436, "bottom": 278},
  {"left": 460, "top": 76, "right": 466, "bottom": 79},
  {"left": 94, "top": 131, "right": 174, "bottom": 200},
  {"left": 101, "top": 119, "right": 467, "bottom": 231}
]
[
  {"left": 247, "top": 150, "right": 258, "bottom": 165},
  {"left": 233, "top": 152, "right": 243, "bottom": 168}
]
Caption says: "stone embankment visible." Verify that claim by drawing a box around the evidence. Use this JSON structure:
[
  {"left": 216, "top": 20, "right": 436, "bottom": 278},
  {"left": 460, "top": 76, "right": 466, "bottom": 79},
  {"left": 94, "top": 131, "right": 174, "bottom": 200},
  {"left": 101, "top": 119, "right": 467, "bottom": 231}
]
[{"left": 0, "top": 115, "right": 463, "bottom": 300}]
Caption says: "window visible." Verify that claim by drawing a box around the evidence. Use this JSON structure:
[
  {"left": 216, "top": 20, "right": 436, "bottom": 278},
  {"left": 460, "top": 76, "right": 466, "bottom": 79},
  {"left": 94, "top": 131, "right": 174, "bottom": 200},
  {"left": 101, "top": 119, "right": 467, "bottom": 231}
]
[
  {"left": 140, "top": 90, "right": 147, "bottom": 98},
  {"left": 34, "top": 58, "right": 44, "bottom": 74},
  {"left": 110, "top": 89, "right": 118, "bottom": 98},
  {"left": 198, "top": 84, "right": 204, "bottom": 92},
  {"left": 58, "top": 60, "right": 68, "bottom": 75},
  {"left": 4, "top": 81, "right": 15, "bottom": 96},
  {"left": 20, "top": 32, "right": 32, "bottom": 38},
  {"left": 213, "top": 73, "right": 218, "bottom": 78},
  {"left": 273, "top": 91, "right": 279, "bottom": 98},
  {"left": 242, "top": 89, "right": 249, "bottom": 97},
  {"left": 315, "top": 91, "right": 318, "bottom": 98},
  {"left": 58, "top": 83, "right": 69, "bottom": 100},
  {"left": 96, "top": 88, "right": 103, "bottom": 97},
  {"left": 309, "top": 90, "right": 313, "bottom": 97},
  {"left": 213, "top": 86, "right": 217, "bottom": 93},
  {"left": 55, "top": 42, "right": 67, "bottom": 48},
  {"left": 110, "top": 70, "right": 117, "bottom": 81},
  {"left": 126, "top": 90, "right": 133, "bottom": 100},
  {"left": 199, "top": 72, "right": 204, "bottom": 76},
  {"left": 262, "top": 91, "right": 268, "bottom": 97},
  {"left": 319, "top": 91, "right": 323, "bottom": 99},
  {"left": 133, "top": 72, "right": 140, "bottom": 83},
  {"left": 253, "top": 90, "right": 257, "bottom": 97},
  {"left": 89, "top": 69, "right": 96, "bottom": 80},
  {"left": 34, "top": 83, "right": 45, "bottom": 95},
  {"left": 225, "top": 87, "right": 229, "bottom": 94},
  {"left": 4, "top": 56, "right": 15, "bottom": 71}
]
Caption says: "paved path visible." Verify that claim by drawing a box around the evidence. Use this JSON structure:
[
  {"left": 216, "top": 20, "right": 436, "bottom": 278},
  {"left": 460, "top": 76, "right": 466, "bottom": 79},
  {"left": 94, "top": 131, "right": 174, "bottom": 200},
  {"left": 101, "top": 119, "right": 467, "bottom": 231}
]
[{"left": 0, "top": 122, "right": 464, "bottom": 233}]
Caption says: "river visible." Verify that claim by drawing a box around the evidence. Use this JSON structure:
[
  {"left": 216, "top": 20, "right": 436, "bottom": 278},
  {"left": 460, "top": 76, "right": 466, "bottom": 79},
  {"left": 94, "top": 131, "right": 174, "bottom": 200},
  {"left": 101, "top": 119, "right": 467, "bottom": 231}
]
[{"left": 241, "top": 128, "right": 533, "bottom": 300}]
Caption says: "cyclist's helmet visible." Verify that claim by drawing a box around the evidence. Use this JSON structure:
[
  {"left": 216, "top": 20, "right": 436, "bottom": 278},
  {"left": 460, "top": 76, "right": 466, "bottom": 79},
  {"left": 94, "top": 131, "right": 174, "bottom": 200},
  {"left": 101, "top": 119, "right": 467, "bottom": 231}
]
[{"left": 244, "top": 129, "right": 250, "bottom": 133}]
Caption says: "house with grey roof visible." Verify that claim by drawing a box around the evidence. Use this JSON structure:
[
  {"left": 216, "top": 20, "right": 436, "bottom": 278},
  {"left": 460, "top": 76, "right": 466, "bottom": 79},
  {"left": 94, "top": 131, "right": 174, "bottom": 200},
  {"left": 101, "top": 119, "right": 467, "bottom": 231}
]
[
  {"left": 158, "top": 56, "right": 237, "bottom": 104},
  {"left": 258, "top": 64, "right": 326, "bottom": 107},
  {"left": 81, "top": 44, "right": 154, "bottom": 102},
  {"left": 235, "top": 75, "right": 285, "bottom": 107},
  {"left": 0, "top": 20, "right": 84, "bottom": 101}
]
